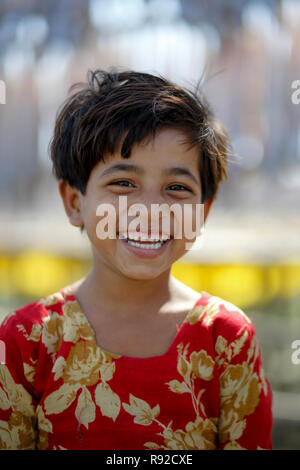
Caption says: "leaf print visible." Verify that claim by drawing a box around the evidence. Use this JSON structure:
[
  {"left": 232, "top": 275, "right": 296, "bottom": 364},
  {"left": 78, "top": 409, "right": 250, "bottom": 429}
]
[
  {"left": 215, "top": 335, "right": 228, "bottom": 356},
  {"left": 190, "top": 350, "right": 214, "bottom": 381},
  {"left": 165, "top": 380, "right": 189, "bottom": 394},
  {"left": 223, "top": 441, "right": 246, "bottom": 450},
  {"left": 177, "top": 355, "right": 191, "bottom": 382},
  {"left": 228, "top": 417, "right": 246, "bottom": 441},
  {"left": 0, "top": 386, "right": 10, "bottom": 410},
  {"left": 200, "top": 298, "right": 221, "bottom": 327},
  {"left": 23, "top": 361, "right": 36, "bottom": 385},
  {"left": 0, "top": 419, "right": 10, "bottom": 447},
  {"left": 196, "top": 389, "right": 205, "bottom": 406},
  {"left": 44, "top": 383, "right": 80, "bottom": 415},
  {"left": 75, "top": 387, "right": 96, "bottom": 429},
  {"left": 122, "top": 394, "right": 160, "bottom": 425},
  {"left": 247, "top": 334, "right": 258, "bottom": 366},
  {"left": 17, "top": 323, "right": 41, "bottom": 342},
  {"left": 185, "top": 305, "right": 207, "bottom": 325},
  {"left": 37, "top": 292, "right": 64, "bottom": 306},
  {"left": 36, "top": 405, "right": 53, "bottom": 450},
  {"left": 36, "top": 405, "right": 53, "bottom": 433},
  {"left": 52, "top": 356, "right": 66, "bottom": 381},
  {"left": 99, "top": 362, "right": 115, "bottom": 382},
  {"left": 143, "top": 441, "right": 162, "bottom": 449},
  {"left": 95, "top": 382, "right": 121, "bottom": 422},
  {"left": 258, "top": 364, "right": 269, "bottom": 396},
  {"left": 0, "top": 310, "right": 17, "bottom": 328},
  {"left": 231, "top": 329, "right": 248, "bottom": 359}
]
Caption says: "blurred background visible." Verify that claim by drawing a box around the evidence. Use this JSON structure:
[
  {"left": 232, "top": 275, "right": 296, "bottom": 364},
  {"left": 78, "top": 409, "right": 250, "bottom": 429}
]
[{"left": 0, "top": 0, "right": 300, "bottom": 449}]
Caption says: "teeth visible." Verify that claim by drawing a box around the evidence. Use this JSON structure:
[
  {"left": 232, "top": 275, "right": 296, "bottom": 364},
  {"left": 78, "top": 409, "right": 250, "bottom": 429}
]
[
  {"left": 119, "top": 232, "right": 170, "bottom": 242},
  {"left": 126, "top": 240, "right": 164, "bottom": 249}
]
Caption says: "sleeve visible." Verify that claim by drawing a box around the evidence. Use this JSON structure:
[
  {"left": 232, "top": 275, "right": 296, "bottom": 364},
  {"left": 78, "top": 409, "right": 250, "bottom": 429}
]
[
  {"left": 215, "top": 321, "right": 273, "bottom": 450},
  {"left": 0, "top": 310, "right": 39, "bottom": 450}
]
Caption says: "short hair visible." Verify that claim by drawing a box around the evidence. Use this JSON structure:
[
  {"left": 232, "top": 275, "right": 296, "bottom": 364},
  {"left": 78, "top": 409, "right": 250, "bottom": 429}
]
[{"left": 50, "top": 68, "right": 231, "bottom": 204}]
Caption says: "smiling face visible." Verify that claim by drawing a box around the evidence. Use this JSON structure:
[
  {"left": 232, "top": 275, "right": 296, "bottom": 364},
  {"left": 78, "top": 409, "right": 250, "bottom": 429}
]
[{"left": 59, "top": 128, "right": 214, "bottom": 280}]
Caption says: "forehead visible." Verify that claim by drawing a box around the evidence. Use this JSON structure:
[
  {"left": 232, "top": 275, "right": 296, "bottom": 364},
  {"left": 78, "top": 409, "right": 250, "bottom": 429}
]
[{"left": 108, "top": 128, "right": 199, "bottom": 166}]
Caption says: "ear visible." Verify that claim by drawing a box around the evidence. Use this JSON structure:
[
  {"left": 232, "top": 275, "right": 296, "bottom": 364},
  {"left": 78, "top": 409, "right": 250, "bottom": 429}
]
[
  {"left": 203, "top": 196, "right": 214, "bottom": 222},
  {"left": 58, "top": 180, "right": 84, "bottom": 228}
]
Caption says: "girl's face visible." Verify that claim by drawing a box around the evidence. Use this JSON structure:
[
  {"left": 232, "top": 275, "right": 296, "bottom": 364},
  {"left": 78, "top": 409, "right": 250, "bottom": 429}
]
[{"left": 64, "top": 128, "right": 211, "bottom": 280}]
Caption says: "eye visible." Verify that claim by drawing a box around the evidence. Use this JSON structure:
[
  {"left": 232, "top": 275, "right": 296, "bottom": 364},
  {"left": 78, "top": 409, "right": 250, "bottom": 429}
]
[
  {"left": 167, "top": 184, "right": 191, "bottom": 192},
  {"left": 108, "top": 180, "right": 135, "bottom": 188}
]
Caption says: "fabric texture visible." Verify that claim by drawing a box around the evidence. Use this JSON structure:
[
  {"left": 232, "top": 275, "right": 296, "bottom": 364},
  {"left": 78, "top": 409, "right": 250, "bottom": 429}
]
[{"left": 0, "top": 285, "right": 273, "bottom": 450}]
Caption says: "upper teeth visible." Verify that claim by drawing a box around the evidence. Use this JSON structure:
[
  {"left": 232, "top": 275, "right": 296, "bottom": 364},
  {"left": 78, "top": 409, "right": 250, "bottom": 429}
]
[{"left": 119, "top": 233, "right": 169, "bottom": 242}]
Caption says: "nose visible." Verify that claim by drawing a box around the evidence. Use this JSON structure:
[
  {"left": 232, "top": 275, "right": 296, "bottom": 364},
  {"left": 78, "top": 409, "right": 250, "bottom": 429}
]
[
  {"left": 129, "top": 188, "right": 174, "bottom": 236},
  {"left": 120, "top": 190, "right": 175, "bottom": 237}
]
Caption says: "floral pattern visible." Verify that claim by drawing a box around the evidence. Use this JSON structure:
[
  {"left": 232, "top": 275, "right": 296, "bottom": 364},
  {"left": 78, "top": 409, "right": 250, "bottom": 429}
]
[{"left": 0, "top": 287, "right": 273, "bottom": 450}]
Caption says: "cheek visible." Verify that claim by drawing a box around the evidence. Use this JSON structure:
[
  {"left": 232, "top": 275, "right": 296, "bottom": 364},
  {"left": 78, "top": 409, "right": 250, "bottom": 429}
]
[{"left": 88, "top": 199, "right": 119, "bottom": 244}]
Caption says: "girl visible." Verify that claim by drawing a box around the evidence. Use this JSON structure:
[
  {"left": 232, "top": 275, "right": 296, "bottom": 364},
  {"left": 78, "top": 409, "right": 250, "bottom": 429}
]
[{"left": 0, "top": 70, "right": 273, "bottom": 450}]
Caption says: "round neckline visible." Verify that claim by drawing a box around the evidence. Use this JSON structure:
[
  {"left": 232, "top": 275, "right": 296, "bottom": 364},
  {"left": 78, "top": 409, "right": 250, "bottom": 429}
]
[{"left": 60, "top": 286, "right": 203, "bottom": 361}]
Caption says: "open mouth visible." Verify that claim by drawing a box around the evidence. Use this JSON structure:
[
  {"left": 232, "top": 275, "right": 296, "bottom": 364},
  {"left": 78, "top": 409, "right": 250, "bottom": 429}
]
[{"left": 118, "top": 233, "right": 172, "bottom": 250}]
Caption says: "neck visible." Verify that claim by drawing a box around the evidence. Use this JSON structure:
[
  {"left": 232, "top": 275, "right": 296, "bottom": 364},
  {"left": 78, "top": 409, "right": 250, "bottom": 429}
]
[{"left": 71, "top": 257, "right": 179, "bottom": 319}]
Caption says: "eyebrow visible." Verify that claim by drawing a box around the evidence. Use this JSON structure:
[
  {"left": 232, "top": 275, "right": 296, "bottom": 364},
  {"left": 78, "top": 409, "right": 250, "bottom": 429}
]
[{"left": 100, "top": 163, "right": 199, "bottom": 184}]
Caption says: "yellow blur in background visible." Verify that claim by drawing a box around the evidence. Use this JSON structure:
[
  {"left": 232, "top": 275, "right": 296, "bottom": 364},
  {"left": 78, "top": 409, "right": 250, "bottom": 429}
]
[{"left": 1, "top": 250, "right": 300, "bottom": 311}]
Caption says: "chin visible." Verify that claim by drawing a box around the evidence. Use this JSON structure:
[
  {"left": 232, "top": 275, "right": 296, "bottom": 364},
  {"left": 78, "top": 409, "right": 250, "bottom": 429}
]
[{"left": 119, "top": 265, "right": 168, "bottom": 281}]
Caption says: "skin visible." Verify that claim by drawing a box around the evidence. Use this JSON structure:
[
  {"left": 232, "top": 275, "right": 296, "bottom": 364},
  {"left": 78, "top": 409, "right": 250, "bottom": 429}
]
[{"left": 59, "top": 128, "right": 214, "bottom": 357}]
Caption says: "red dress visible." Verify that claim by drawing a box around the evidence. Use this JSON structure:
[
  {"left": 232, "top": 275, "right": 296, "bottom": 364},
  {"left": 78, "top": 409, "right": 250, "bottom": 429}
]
[{"left": 0, "top": 285, "right": 273, "bottom": 450}]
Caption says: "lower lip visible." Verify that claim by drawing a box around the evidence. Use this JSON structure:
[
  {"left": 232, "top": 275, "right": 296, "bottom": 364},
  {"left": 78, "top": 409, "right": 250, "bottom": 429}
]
[{"left": 119, "top": 237, "right": 172, "bottom": 258}]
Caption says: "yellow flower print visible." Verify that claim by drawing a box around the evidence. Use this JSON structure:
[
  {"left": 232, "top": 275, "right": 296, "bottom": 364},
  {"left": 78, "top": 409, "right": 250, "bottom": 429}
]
[
  {"left": 188, "top": 296, "right": 253, "bottom": 328},
  {"left": 123, "top": 343, "right": 218, "bottom": 450},
  {"left": 197, "top": 297, "right": 221, "bottom": 327},
  {"left": 220, "top": 364, "right": 260, "bottom": 418},
  {"left": 41, "top": 312, "right": 63, "bottom": 357},
  {"left": 0, "top": 366, "right": 35, "bottom": 416},
  {"left": 0, "top": 366, "right": 36, "bottom": 449},
  {"left": 44, "top": 338, "right": 122, "bottom": 428},
  {"left": 145, "top": 416, "right": 217, "bottom": 450},
  {"left": 190, "top": 350, "right": 214, "bottom": 381},
  {"left": 0, "top": 411, "right": 37, "bottom": 449},
  {"left": 62, "top": 340, "right": 102, "bottom": 386},
  {"left": 219, "top": 363, "right": 261, "bottom": 444},
  {"left": 215, "top": 330, "right": 249, "bottom": 370},
  {"left": 171, "top": 343, "right": 215, "bottom": 418},
  {"left": 62, "top": 301, "right": 94, "bottom": 343}
]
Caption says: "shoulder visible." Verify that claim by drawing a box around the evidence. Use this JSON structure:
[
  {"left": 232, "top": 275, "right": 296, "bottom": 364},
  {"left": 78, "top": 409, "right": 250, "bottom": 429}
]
[
  {"left": 187, "top": 291, "right": 255, "bottom": 345},
  {"left": 0, "top": 288, "right": 69, "bottom": 343}
]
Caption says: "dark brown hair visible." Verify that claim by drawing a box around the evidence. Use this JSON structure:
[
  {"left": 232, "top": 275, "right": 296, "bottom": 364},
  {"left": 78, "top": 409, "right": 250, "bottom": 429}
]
[{"left": 50, "top": 68, "right": 231, "bottom": 204}]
